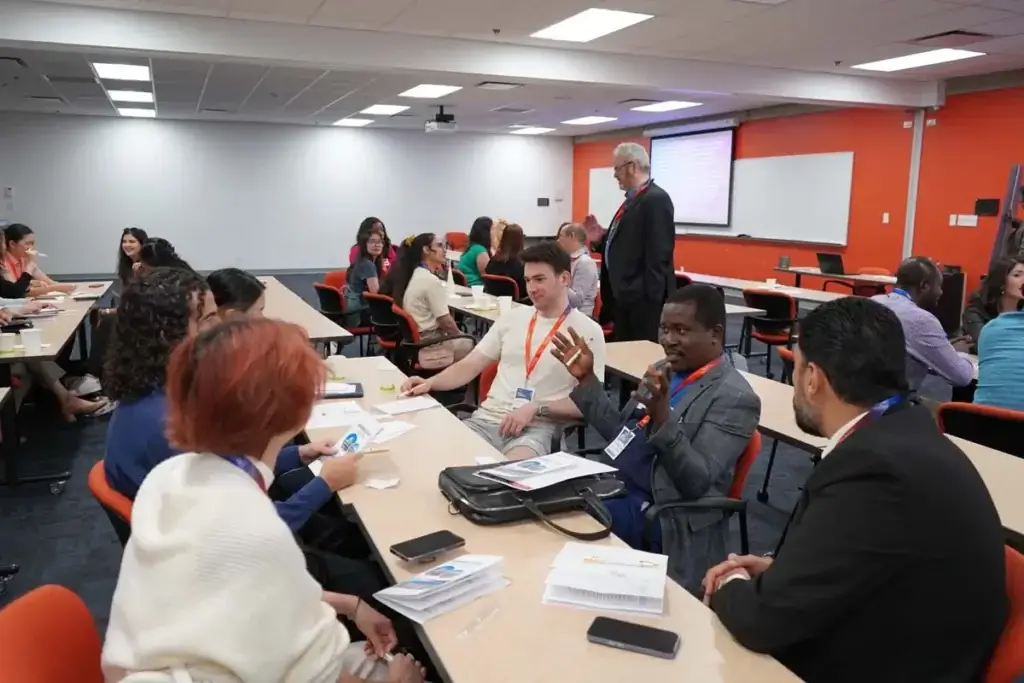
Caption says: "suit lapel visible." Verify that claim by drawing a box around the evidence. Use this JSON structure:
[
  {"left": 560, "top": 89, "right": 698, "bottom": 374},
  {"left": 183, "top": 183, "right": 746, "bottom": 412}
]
[{"left": 667, "top": 362, "right": 727, "bottom": 427}]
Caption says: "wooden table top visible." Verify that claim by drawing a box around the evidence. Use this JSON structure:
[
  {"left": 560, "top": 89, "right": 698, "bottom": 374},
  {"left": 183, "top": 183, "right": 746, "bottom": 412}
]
[
  {"left": 259, "top": 276, "right": 352, "bottom": 341},
  {"left": 0, "top": 281, "right": 111, "bottom": 363},
  {"left": 605, "top": 340, "right": 1024, "bottom": 534},
  {"left": 305, "top": 356, "right": 801, "bottom": 683},
  {"left": 678, "top": 271, "right": 843, "bottom": 305}
]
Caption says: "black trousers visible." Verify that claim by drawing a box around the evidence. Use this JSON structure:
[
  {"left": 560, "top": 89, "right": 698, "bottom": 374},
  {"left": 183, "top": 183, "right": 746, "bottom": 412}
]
[{"left": 612, "top": 298, "right": 661, "bottom": 342}]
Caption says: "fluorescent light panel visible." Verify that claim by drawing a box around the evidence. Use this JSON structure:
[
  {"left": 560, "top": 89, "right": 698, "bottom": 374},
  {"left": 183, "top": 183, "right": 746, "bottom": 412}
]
[
  {"left": 399, "top": 84, "right": 462, "bottom": 99},
  {"left": 333, "top": 118, "right": 374, "bottom": 127},
  {"left": 118, "top": 108, "right": 155, "bottom": 118},
  {"left": 107, "top": 90, "right": 154, "bottom": 104},
  {"left": 562, "top": 115, "right": 617, "bottom": 125},
  {"left": 93, "top": 63, "right": 151, "bottom": 81},
  {"left": 510, "top": 127, "right": 556, "bottom": 135},
  {"left": 360, "top": 104, "right": 410, "bottom": 116},
  {"left": 851, "top": 48, "right": 985, "bottom": 72},
  {"left": 531, "top": 8, "right": 652, "bottom": 43},
  {"left": 631, "top": 100, "right": 702, "bottom": 112}
]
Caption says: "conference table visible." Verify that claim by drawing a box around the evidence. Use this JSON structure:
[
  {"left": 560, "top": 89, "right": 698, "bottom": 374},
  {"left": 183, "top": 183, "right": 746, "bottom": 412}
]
[
  {"left": 0, "top": 281, "right": 112, "bottom": 489},
  {"left": 774, "top": 266, "right": 896, "bottom": 289},
  {"left": 258, "top": 276, "right": 352, "bottom": 344},
  {"left": 604, "top": 340, "right": 1024, "bottom": 536},
  {"left": 678, "top": 270, "right": 843, "bottom": 306},
  {"left": 305, "top": 355, "right": 801, "bottom": 683}
]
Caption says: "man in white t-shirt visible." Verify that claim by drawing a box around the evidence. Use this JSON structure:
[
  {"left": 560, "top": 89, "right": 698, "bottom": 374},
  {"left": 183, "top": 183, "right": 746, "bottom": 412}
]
[{"left": 402, "top": 242, "right": 605, "bottom": 460}]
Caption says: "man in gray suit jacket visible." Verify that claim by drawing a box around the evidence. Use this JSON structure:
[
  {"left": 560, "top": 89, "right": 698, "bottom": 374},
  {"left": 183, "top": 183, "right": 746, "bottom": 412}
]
[{"left": 552, "top": 285, "right": 760, "bottom": 593}]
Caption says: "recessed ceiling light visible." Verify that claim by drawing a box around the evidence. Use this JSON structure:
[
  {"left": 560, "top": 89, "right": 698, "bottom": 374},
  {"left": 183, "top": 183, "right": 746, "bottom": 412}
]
[
  {"left": 117, "top": 108, "right": 155, "bottom": 118},
  {"left": 107, "top": 90, "right": 154, "bottom": 104},
  {"left": 850, "top": 48, "right": 985, "bottom": 72},
  {"left": 562, "top": 116, "right": 617, "bottom": 125},
  {"left": 630, "top": 100, "right": 702, "bottom": 112},
  {"left": 398, "top": 84, "right": 462, "bottom": 99},
  {"left": 531, "top": 8, "right": 653, "bottom": 43},
  {"left": 476, "top": 81, "right": 523, "bottom": 91},
  {"left": 333, "top": 118, "right": 374, "bottom": 127},
  {"left": 360, "top": 104, "right": 410, "bottom": 116},
  {"left": 510, "top": 127, "right": 556, "bottom": 135},
  {"left": 93, "top": 63, "right": 151, "bottom": 81}
]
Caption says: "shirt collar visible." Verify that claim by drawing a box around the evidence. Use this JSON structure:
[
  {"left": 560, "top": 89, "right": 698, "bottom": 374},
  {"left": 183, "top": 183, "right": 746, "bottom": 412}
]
[
  {"left": 819, "top": 411, "right": 868, "bottom": 460},
  {"left": 570, "top": 246, "right": 589, "bottom": 259}
]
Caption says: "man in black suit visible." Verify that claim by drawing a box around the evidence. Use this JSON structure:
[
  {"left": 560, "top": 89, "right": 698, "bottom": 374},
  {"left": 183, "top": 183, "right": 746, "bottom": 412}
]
[
  {"left": 584, "top": 143, "right": 675, "bottom": 342},
  {"left": 703, "top": 297, "right": 1008, "bottom": 683}
]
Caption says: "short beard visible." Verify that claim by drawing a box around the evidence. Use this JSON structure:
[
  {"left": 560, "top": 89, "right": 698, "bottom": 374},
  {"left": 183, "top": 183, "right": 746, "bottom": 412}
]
[{"left": 793, "top": 397, "right": 824, "bottom": 438}]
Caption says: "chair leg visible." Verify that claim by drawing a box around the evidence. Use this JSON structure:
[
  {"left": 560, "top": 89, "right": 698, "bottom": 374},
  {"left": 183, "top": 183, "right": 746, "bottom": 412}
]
[
  {"left": 765, "top": 346, "right": 774, "bottom": 379},
  {"left": 576, "top": 426, "right": 586, "bottom": 450},
  {"left": 738, "top": 509, "right": 750, "bottom": 555},
  {"left": 757, "top": 439, "right": 780, "bottom": 503}
]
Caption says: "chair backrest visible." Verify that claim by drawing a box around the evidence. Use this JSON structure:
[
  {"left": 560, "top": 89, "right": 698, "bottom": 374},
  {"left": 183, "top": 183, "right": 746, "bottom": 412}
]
[
  {"left": 87, "top": 461, "right": 133, "bottom": 546},
  {"left": 313, "top": 283, "right": 345, "bottom": 315},
  {"left": 363, "top": 292, "right": 402, "bottom": 345},
  {"left": 391, "top": 303, "right": 423, "bottom": 344},
  {"left": 479, "top": 362, "right": 499, "bottom": 401},
  {"left": 857, "top": 266, "right": 891, "bottom": 276},
  {"left": 727, "top": 431, "right": 762, "bottom": 499},
  {"left": 675, "top": 273, "right": 692, "bottom": 288},
  {"left": 937, "top": 403, "right": 1024, "bottom": 458},
  {"left": 776, "top": 346, "right": 796, "bottom": 384},
  {"left": 742, "top": 289, "right": 797, "bottom": 337},
  {"left": 445, "top": 232, "right": 468, "bottom": 251},
  {"left": 324, "top": 269, "right": 348, "bottom": 290},
  {"left": 0, "top": 585, "right": 104, "bottom": 683},
  {"left": 449, "top": 268, "right": 468, "bottom": 287},
  {"left": 482, "top": 273, "right": 520, "bottom": 300},
  {"left": 985, "top": 546, "right": 1024, "bottom": 683}
]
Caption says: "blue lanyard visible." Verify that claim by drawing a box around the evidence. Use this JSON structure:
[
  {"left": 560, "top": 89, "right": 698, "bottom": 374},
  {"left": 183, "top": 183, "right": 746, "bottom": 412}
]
[
  {"left": 224, "top": 455, "right": 266, "bottom": 491},
  {"left": 892, "top": 288, "right": 912, "bottom": 300},
  {"left": 839, "top": 395, "right": 905, "bottom": 445}
]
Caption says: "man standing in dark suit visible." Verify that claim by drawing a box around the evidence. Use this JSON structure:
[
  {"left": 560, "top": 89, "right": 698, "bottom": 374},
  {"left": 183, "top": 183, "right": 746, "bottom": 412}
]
[
  {"left": 703, "top": 297, "right": 1007, "bottom": 683},
  {"left": 584, "top": 143, "right": 675, "bottom": 342}
]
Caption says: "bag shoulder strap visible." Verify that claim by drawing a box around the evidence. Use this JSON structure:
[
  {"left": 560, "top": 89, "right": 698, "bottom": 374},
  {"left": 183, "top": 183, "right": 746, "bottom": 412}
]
[{"left": 521, "top": 488, "right": 613, "bottom": 542}]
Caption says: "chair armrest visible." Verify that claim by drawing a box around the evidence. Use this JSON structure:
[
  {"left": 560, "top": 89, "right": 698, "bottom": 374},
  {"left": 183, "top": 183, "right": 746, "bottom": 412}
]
[
  {"left": 645, "top": 497, "right": 746, "bottom": 522},
  {"left": 822, "top": 280, "right": 854, "bottom": 293}
]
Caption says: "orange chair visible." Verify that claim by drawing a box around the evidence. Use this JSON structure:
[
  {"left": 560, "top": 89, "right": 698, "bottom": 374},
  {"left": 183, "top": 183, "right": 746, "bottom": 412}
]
[
  {"left": 390, "top": 302, "right": 474, "bottom": 378},
  {"left": 87, "top": 461, "right": 133, "bottom": 546},
  {"left": 757, "top": 347, "right": 796, "bottom": 503},
  {"left": 445, "top": 232, "right": 468, "bottom": 252},
  {"left": 481, "top": 273, "right": 521, "bottom": 301},
  {"left": 740, "top": 289, "right": 799, "bottom": 380},
  {"left": 644, "top": 431, "right": 762, "bottom": 554},
  {"left": 985, "top": 546, "right": 1024, "bottom": 683},
  {"left": 0, "top": 585, "right": 104, "bottom": 683},
  {"left": 823, "top": 266, "right": 891, "bottom": 297},
  {"left": 324, "top": 269, "right": 348, "bottom": 291},
  {"left": 593, "top": 290, "right": 613, "bottom": 340},
  {"left": 313, "top": 283, "right": 371, "bottom": 356},
  {"left": 363, "top": 292, "right": 402, "bottom": 360},
  {"left": 936, "top": 402, "right": 1024, "bottom": 458}
]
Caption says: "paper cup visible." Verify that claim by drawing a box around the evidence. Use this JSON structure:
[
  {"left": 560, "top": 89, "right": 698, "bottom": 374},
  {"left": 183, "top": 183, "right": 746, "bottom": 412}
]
[
  {"left": 471, "top": 285, "right": 485, "bottom": 304},
  {"left": 19, "top": 328, "right": 43, "bottom": 355},
  {"left": 765, "top": 278, "right": 777, "bottom": 288},
  {"left": 0, "top": 333, "right": 15, "bottom": 353},
  {"left": 498, "top": 296, "right": 513, "bottom": 315}
]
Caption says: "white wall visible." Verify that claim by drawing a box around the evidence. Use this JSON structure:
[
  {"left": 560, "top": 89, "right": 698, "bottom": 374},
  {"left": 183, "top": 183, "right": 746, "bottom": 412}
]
[{"left": 0, "top": 113, "right": 573, "bottom": 274}]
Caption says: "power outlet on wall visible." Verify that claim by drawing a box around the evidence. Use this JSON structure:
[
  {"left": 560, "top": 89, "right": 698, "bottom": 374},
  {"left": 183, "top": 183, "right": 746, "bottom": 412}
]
[{"left": 882, "top": 212, "right": 890, "bottom": 224}]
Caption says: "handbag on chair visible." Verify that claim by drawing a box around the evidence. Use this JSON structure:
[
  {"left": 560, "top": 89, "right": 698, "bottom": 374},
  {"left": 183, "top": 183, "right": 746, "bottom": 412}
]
[{"left": 438, "top": 463, "right": 625, "bottom": 541}]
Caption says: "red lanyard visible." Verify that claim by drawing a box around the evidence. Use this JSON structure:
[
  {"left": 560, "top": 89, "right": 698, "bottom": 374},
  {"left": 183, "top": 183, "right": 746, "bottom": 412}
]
[
  {"left": 610, "top": 180, "right": 651, "bottom": 228},
  {"left": 5, "top": 255, "right": 23, "bottom": 280},
  {"left": 524, "top": 306, "right": 571, "bottom": 384},
  {"left": 636, "top": 357, "right": 723, "bottom": 429}
]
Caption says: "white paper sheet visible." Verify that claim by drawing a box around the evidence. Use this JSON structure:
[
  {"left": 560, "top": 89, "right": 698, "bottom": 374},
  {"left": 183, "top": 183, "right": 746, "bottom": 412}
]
[
  {"left": 374, "top": 395, "right": 442, "bottom": 416},
  {"left": 541, "top": 543, "right": 668, "bottom": 615},
  {"left": 305, "top": 401, "right": 368, "bottom": 431},
  {"left": 366, "top": 478, "right": 400, "bottom": 490},
  {"left": 372, "top": 420, "right": 416, "bottom": 444}
]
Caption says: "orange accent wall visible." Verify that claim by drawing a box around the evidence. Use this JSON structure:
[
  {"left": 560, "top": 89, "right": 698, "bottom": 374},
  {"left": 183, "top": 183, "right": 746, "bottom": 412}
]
[
  {"left": 913, "top": 86, "right": 1024, "bottom": 290},
  {"left": 573, "top": 109, "right": 913, "bottom": 281}
]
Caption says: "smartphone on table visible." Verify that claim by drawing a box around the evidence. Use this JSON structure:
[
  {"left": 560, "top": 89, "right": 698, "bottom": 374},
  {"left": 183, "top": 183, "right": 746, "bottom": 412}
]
[
  {"left": 586, "top": 616, "right": 680, "bottom": 659},
  {"left": 389, "top": 530, "right": 465, "bottom": 563}
]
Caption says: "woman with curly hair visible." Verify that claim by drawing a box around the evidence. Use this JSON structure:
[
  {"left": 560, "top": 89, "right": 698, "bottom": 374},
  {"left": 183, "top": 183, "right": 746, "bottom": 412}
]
[
  {"left": 348, "top": 217, "right": 396, "bottom": 272},
  {"left": 138, "top": 237, "right": 194, "bottom": 273}
]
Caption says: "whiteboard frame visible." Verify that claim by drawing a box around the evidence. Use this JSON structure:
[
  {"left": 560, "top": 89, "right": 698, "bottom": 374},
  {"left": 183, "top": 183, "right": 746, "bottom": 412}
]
[{"left": 650, "top": 127, "right": 737, "bottom": 228}]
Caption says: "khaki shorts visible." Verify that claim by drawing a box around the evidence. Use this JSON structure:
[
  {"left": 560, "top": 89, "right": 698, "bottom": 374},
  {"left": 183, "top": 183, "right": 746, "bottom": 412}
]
[{"left": 463, "top": 413, "right": 557, "bottom": 459}]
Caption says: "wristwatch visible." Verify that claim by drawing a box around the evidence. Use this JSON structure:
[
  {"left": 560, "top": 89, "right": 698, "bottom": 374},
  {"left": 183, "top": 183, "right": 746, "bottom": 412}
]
[{"left": 537, "top": 404, "right": 550, "bottom": 418}]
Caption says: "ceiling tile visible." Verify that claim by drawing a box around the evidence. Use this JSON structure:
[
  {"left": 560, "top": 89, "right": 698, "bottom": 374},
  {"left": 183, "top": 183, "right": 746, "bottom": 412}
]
[
  {"left": 310, "top": 0, "right": 415, "bottom": 29},
  {"left": 137, "top": 0, "right": 231, "bottom": 16},
  {"left": 198, "top": 63, "right": 268, "bottom": 110},
  {"left": 228, "top": 0, "right": 324, "bottom": 23},
  {"left": 241, "top": 67, "right": 325, "bottom": 112},
  {"left": 152, "top": 58, "right": 211, "bottom": 83}
]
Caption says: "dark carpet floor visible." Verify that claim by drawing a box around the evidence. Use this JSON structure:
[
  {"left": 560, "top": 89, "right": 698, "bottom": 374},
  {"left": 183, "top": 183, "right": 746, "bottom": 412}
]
[{"left": 0, "top": 274, "right": 815, "bottom": 633}]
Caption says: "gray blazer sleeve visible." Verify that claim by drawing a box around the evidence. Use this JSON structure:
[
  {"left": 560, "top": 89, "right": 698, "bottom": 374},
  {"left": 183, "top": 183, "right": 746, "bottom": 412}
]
[
  {"left": 568, "top": 258, "right": 599, "bottom": 317},
  {"left": 648, "top": 386, "right": 761, "bottom": 500},
  {"left": 569, "top": 376, "right": 630, "bottom": 443}
]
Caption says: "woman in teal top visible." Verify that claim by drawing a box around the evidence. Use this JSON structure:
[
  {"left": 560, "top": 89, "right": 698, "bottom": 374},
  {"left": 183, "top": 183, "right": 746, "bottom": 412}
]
[
  {"left": 975, "top": 310, "right": 1024, "bottom": 412},
  {"left": 457, "top": 216, "right": 492, "bottom": 287}
]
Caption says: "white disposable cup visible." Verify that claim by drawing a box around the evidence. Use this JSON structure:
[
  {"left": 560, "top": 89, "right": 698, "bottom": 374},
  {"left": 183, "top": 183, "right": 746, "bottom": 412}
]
[
  {"left": 498, "top": 296, "right": 513, "bottom": 315},
  {"left": 765, "top": 278, "right": 778, "bottom": 288},
  {"left": 677, "top": 266, "right": 685, "bottom": 273},
  {"left": 19, "top": 328, "right": 43, "bottom": 355},
  {"left": 471, "top": 285, "right": 485, "bottom": 304},
  {"left": 0, "top": 333, "right": 15, "bottom": 353}
]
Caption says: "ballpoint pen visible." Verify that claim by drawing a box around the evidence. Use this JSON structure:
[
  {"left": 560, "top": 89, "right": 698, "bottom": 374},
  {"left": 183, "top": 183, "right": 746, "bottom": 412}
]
[{"left": 582, "top": 556, "right": 659, "bottom": 568}]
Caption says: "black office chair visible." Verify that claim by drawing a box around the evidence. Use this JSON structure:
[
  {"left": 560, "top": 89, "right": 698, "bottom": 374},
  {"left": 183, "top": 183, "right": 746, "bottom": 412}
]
[
  {"left": 0, "top": 564, "right": 17, "bottom": 600},
  {"left": 937, "top": 403, "right": 1024, "bottom": 458}
]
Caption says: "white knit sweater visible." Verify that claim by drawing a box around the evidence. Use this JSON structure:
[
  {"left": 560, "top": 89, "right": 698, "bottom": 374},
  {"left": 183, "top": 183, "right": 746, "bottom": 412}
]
[{"left": 102, "top": 452, "right": 381, "bottom": 683}]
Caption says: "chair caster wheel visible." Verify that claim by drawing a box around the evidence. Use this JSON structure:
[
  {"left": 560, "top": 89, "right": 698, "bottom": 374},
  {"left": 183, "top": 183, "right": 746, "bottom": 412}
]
[
  {"left": 49, "top": 480, "right": 67, "bottom": 496},
  {"left": 756, "top": 490, "right": 769, "bottom": 503}
]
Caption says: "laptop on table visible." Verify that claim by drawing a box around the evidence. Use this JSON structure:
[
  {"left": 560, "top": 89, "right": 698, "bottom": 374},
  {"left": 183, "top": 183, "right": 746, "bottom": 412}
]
[{"left": 816, "top": 253, "right": 845, "bottom": 276}]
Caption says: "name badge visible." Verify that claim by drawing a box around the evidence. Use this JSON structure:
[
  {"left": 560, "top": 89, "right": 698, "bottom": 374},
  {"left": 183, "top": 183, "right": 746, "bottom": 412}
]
[
  {"left": 604, "top": 426, "right": 636, "bottom": 460},
  {"left": 512, "top": 387, "right": 535, "bottom": 409}
]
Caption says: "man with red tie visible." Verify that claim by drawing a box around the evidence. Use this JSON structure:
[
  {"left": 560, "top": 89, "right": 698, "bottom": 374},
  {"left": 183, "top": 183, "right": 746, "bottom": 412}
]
[{"left": 584, "top": 142, "right": 676, "bottom": 342}]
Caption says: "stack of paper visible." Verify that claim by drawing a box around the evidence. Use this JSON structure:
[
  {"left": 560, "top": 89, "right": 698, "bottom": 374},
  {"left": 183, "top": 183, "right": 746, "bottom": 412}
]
[
  {"left": 475, "top": 452, "right": 616, "bottom": 492},
  {"left": 374, "top": 555, "right": 508, "bottom": 624},
  {"left": 372, "top": 420, "right": 416, "bottom": 444},
  {"left": 542, "top": 542, "right": 668, "bottom": 615},
  {"left": 306, "top": 401, "right": 368, "bottom": 431}
]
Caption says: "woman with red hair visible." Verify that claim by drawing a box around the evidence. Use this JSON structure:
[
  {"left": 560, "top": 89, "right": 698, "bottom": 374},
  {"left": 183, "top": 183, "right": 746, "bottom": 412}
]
[{"left": 102, "top": 318, "right": 425, "bottom": 683}]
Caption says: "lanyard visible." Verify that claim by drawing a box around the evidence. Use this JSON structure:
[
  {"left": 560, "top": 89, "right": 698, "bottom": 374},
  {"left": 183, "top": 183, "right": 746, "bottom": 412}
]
[
  {"left": 524, "top": 305, "right": 571, "bottom": 384},
  {"left": 610, "top": 180, "right": 651, "bottom": 230},
  {"left": 224, "top": 455, "right": 266, "bottom": 492},
  {"left": 635, "top": 356, "right": 723, "bottom": 429},
  {"left": 835, "top": 395, "right": 904, "bottom": 446},
  {"left": 892, "top": 288, "right": 912, "bottom": 300},
  {"left": 5, "top": 255, "right": 22, "bottom": 280}
]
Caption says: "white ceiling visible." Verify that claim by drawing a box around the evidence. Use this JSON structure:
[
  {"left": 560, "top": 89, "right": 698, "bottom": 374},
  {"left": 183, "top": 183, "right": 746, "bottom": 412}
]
[{"left": 0, "top": 0, "right": 1022, "bottom": 134}]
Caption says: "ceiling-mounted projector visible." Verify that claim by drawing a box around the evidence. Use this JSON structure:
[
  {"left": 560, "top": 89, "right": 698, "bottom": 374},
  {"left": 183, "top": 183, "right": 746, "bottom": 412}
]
[{"left": 425, "top": 105, "right": 457, "bottom": 133}]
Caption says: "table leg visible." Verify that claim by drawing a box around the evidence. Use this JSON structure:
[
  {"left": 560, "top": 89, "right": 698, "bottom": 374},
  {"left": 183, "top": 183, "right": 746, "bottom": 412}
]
[
  {"left": 78, "top": 322, "right": 89, "bottom": 361},
  {"left": 792, "top": 273, "right": 803, "bottom": 288},
  {"left": 0, "top": 364, "right": 71, "bottom": 491}
]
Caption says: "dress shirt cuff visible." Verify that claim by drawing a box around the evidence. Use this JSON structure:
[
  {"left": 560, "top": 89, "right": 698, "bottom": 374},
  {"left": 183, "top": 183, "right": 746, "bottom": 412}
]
[{"left": 717, "top": 572, "right": 750, "bottom": 591}]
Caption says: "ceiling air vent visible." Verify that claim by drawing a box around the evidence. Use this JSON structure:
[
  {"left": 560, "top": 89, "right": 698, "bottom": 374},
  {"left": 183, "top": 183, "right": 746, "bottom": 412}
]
[
  {"left": 0, "top": 57, "right": 27, "bottom": 68},
  {"left": 29, "top": 95, "right": 64, "bottom": 103},
  {"left": 491, "top": 105, "right": 535, "bottom": 114},
  {"left": 45, "top": 75, "right": 97, "bottom": 85},
  {"left": 907, "top": 30, "right": 993, "bottom": 48}
]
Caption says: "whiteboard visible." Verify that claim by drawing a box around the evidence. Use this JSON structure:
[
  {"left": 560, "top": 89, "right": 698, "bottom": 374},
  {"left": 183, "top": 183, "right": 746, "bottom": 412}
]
[
  {"left": 680, "top": 151, "right": 854, "bottom": 246},
  {"left": 588, "top": 166, "right": 624, "bottom": 225}
]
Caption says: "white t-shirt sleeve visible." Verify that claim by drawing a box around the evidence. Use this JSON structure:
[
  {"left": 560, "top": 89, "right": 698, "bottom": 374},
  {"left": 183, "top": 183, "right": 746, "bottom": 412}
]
[
  {"left": 424, "top": 274, "right": 450, "bottom": 320},
  {"left": 474, "top": 313, "right": 508, "bottom": 361}
]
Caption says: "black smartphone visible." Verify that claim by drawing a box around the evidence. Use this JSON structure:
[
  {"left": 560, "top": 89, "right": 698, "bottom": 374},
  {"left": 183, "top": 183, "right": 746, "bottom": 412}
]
[
  {"left": 389, "top": 530, "right": 465, "bottom": 563},
  {"left": 586, "top": 616, "right": 680, "bottom": 659}
]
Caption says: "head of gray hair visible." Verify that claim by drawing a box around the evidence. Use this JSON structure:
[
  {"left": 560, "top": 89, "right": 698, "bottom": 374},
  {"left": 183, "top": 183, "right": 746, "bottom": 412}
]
[
  {"left": 559, "top": 222, "right": 588, "bottom": 245},
  {"left": 613, "top": 142, "right": 651, "bottom": 173}
]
